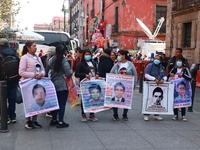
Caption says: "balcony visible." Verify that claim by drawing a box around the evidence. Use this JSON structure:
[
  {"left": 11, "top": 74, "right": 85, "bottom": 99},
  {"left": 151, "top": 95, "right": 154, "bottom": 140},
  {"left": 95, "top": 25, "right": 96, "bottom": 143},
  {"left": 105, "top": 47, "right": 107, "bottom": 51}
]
[
  {"left": 112, "top": 24, "right": 118, "bottom": 34},
  {"left": 172, "top": 0, "right": 200, "bottom": 11}
]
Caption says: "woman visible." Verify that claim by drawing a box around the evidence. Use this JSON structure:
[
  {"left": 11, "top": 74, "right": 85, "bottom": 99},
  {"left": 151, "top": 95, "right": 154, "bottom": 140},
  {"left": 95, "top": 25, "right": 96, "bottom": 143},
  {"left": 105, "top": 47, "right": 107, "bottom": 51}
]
[
  {"left": 110, "top": 50, "right": 137, "bottom": 121},
  {"left": 19, "top": 41, "right": 45, "bottom": 129},
  {"left": 110, "top": 51, "right": 117, "bottom": 64},
  {"left": 48, "top": 45, "right": 72, "bottom": 128},
  {"left": 168, "top": 57, "right": 192, "bottom": 121},
  {"left": 75, "top": 49, "right": 99, "bottom": 122}
]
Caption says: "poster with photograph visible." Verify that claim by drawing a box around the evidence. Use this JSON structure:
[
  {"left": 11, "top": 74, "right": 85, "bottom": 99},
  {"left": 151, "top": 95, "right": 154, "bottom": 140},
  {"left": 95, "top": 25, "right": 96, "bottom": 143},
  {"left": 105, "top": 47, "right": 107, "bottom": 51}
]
[
  {"left": 171, "top": 78, "right": 192, "bottom": 108},
  {"left": 142, "top": 81, "right": 174, "bottom": 115},
  {"left": 80, "top": 79, "right": 109, "bottom": 113},
  {"left": 19, "top": 78, "right": 59, "bottom": 117},
  {"left": 104, "top": 73, "right": 134, "bottom": 109}
]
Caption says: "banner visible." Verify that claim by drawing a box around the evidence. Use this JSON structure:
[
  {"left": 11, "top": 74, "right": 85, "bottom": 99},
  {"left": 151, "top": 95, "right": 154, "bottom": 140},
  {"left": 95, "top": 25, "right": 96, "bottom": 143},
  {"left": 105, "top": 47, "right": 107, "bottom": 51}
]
[
  {"left": 80, "top": 79, "right": 109, "bottom": 113},
  {"left": 171, "top": 78, "right": 192, "bottom": 108},
  {"left": 142, "top": 81, "right": 174, "bottom": 115},
  {"left": 105, "top": 73, "right": 134, "bottom": 109},
  {"left": 19, "top": 78, "right": 59, "bottom": 117}
]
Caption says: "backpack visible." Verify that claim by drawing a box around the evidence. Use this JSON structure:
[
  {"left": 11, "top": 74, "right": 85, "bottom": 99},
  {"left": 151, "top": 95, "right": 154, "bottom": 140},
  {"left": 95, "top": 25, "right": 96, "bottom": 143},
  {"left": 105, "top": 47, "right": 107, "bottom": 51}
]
[{"left": 0, "top": 55, "right": 20, "bottom": 83}]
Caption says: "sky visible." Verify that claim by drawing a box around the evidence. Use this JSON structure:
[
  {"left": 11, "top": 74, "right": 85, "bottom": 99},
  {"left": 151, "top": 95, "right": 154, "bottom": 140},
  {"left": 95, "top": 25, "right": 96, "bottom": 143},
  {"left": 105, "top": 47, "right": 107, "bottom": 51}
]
[{"left": 15, "top": 0, "right": 69, "bottom": 30}]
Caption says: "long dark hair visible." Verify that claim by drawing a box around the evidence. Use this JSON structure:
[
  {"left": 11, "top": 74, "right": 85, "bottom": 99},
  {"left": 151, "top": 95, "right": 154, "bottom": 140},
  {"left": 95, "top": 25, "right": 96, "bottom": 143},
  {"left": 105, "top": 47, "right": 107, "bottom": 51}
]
[
  {"left": 118, "top": 50, "right": 131, "bottom": 61},
  {"left": 53, "top": 45, "right": 66, "bottom": 73},
  {"left": 22, "top": 41, "right": 35, "bottom": 56}
]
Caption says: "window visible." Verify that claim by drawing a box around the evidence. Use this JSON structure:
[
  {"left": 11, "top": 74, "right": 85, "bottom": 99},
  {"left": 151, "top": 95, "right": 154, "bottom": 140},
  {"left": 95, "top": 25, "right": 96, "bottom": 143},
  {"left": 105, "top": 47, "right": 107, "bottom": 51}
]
[
  {"left": 155, "top": 5, "right": 167, "bottom": 33},
  {"left": 183, "top": 22, "right": 191, "bottom": 47}
]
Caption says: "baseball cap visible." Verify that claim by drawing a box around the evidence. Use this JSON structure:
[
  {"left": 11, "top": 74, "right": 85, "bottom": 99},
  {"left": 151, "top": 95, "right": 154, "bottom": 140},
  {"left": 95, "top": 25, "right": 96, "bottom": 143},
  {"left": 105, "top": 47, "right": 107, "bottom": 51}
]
[{"left": 0, "top": 38, "right": 9, "bottom": 46}]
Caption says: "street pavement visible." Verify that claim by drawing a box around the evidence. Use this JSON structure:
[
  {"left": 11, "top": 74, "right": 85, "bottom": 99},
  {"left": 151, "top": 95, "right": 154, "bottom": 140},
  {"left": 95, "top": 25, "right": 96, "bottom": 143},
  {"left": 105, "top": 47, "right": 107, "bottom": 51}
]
[{"left": 1, "top": 86, "right": 200, "bottom": 150}]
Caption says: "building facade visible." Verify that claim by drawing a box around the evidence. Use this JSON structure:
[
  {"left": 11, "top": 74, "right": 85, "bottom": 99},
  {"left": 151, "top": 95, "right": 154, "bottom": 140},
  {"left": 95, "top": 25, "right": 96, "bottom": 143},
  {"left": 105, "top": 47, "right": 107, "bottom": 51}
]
[
  {"left": 166, "top": 0, "right": 200, "bottom": 65},
  {"left": 82, "top": 0, "right": 167, "bottom": 50}
]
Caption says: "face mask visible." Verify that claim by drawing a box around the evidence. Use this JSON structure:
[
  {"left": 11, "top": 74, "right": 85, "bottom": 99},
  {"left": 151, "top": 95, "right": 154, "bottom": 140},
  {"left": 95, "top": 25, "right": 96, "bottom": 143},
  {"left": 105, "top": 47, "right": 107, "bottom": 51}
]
[
  {"left": 154, "top": 60, "right": 160, "bottom": 65},
  {"left": 176, "top": 61, "right": 182, "bottom": 67},
  {"left": 117, "top": 56, "right": 122, "bottom": 62},
  {"left": 84, "top": 55, "right": 91, "bottom": 61}
]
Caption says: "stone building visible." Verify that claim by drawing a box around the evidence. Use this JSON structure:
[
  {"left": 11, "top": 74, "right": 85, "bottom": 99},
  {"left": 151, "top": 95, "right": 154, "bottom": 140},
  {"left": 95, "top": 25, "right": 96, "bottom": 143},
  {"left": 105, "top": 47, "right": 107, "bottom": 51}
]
[{"left": 166, "top": 0, "right": 200, "bottom": 65}]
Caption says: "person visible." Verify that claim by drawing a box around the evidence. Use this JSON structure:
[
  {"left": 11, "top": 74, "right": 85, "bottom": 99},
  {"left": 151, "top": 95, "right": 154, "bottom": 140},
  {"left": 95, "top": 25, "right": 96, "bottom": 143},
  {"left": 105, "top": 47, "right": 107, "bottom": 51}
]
[
  {"left": 110, "top": 51, "right": 117, "bottom": 64},
  {"left": 88, "top": 83, "right": 101, "bottom": 102},
  {"left": 19, "top": 41, "right": 45, "bottom": 129},
  {"left": 48, "top": 45, "right": 73, "bottom": 128},
  {"left": 152, "top": 87, "right": 163, "bottom": 106},
  {"left": 166, "top": 48, "right": 189, "bottom": 74},
  {"left": 98, "top": 48, "right": 114, "bottom": 78},
  {"left": 161, "top": 53, "right": 168, "bottom": 69},
  {"left": 38, "top": 50, "right": 43, "bottom": 57},
  {"left": 144, "top": 55, "right": 167, "bottom": 121},
  {"left": 111, "top": 82, "right": 125, "bottom": 102},
  {"left": 75, "top": 49, "right": 99, "bottom": 122},
  {"left": 32, "top": 84, "right": 46, "bottom": 107},
  {"left": 110, "top": 50, "right": 137, "bottom": 121},
  {"left": 168, "top": 57, "right": 192, "bottom": 121},
  {"left": 73, "top": 47, "right": 83, "bottom": 72},
  {"left": 0, "top": 38, "right": 19, "bottom": 124}
]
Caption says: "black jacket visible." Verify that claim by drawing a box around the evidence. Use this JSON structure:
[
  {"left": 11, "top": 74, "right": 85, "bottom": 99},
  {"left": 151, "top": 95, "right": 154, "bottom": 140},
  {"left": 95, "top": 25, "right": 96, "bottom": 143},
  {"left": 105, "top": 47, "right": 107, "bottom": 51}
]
[
  {"left": 168, "top": 67, "right": 192, "bottom": 81},
  {"left": 168, "top": 56, "right": 189, "bottom": 73},
  {"left": 75, "top": 60, "right": 97, "bottom": 81},
  {"left": 98, "top": 54, "right": 113, "bottom": 78}
]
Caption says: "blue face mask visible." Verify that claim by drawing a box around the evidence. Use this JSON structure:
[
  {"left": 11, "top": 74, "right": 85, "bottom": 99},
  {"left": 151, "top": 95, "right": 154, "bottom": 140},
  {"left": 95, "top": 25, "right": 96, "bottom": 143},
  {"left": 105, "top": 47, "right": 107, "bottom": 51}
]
[
  {"left": 84, "top": 55, "right": 91, "bottom": 61},
  {"left": 176, "top": 61, "right": 182, "bottom": 67},
  {"left": 154, "top": 60, "right": 160, "bottom": 65},
  {"left": 117, "top": 56, "right": 122, "bottom": 62}
]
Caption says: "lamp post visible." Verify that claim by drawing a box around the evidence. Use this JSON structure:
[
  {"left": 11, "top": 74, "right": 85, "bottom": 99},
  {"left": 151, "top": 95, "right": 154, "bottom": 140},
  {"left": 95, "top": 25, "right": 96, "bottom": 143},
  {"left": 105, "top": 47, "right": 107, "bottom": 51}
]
[{"left": 62, "top": 0, "right": 67, "bottom": 32}]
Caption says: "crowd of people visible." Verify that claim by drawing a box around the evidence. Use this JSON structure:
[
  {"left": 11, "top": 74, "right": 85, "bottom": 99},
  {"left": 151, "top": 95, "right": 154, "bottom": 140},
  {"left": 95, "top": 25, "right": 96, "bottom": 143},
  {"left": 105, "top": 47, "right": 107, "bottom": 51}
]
[{"left": 0, "top": 37, "right": 195, "bottom": 130}]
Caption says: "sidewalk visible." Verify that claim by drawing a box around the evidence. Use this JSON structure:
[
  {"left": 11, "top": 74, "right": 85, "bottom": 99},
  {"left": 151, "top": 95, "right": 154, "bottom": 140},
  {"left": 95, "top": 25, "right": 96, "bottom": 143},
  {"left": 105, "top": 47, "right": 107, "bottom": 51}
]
[{"left": 1, "top": 87, "right": 200, "bottom": 150}]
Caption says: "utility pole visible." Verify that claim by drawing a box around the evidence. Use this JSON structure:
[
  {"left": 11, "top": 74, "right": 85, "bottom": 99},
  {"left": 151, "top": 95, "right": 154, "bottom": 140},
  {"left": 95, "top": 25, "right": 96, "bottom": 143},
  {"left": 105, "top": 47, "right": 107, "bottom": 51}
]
[{"left": 62, "top": 0, "right": 67, "bottom": 32}]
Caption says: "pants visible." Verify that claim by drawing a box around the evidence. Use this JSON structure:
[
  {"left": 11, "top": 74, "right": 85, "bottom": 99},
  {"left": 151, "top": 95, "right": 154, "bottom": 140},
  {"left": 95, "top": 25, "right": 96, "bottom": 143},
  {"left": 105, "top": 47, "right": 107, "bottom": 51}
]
[
  {"left": 26, "top": 115, "right": 37, "bottom": 122},
  {"left": 52, "top": 90, "right": 68, "bottom": 122},
  {"left": 81, "top": 101, "right": 94, "bottom": 116},
  {"left": 174, "top": 108, "right": 186, "bottom": 117},
  {"left": 113, "top": 107, "right": 128, "bottom": 117},
  {"left": 7, "top": 82, "right": 17, "bottom": 119}
]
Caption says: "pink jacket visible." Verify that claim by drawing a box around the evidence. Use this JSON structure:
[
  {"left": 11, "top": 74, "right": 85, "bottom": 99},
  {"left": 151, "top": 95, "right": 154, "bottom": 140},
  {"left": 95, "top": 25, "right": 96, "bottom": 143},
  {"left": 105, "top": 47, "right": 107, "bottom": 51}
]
[{"left": 19, "top": 53, "right": 45, "bottom": 80}]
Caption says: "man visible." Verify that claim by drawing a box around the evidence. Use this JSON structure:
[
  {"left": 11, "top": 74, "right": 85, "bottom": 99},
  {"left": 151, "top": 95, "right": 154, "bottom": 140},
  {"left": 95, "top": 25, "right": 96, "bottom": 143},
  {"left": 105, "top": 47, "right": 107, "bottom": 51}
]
[
  {"left": 166, "top": 48, "right": 189, "bottom": 74},
  {"left": 88, "top": 83, "right": 101, "bottom": 102},
  {"left": 32, "top": 84, "right": 46, "bottom": 107},
  {"left": 0, "top": 38, "right": 19, "bottom": 124},
  {"left": 144, "top": 55, "right": 167, "bottom": 121},
  {"left": 111, "top": 82, "right": 125, "bottom": 102},
  {"left": 73, "top": 47, "right": 83, "bottom": 72},
  {"left": 152, "top": 87, "right": 163, "bottom": 106}
]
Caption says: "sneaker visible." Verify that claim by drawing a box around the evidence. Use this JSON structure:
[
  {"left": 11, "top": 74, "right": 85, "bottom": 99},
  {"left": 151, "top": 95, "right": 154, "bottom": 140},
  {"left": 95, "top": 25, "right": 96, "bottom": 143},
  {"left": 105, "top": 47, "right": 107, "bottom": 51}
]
[
  {"left": 50, "top": 120, "right": 58, "bottom": 126},
  {"left": 32, "top": 121, "right": 42, "bottom": 128},
  {"left": 25, "top": 120, "right": 34, "bottom": 129},
  {"left": 10, "top": 118, "right": 16, "bottom": 123},
  {"left": 122, "top": 115, "right": 128, "bottom": 121},
  {"left": 112, "top": 115, "right": 120, "bottom": 121},
  {"left": 56, "top": 122, "right": 69, "bottom": 128},
  {"left": 7, "top": 118, "right": 11, "bottom": 124},
  {"left": 182, "top": 116, "right": 187, "bottom": 121},
  {"left": 154, "top": 115, "right": 163, "bottom": 121},
  {"left": 46, "top": 112, "right": 52, "bottom": 118},
  {"left": 144, "top": 115, "right": 149, "bottom": 121},
  {"left": 82, "top": 114, "right": 87, "bottom": 122},
  {"left": 172, "top": 115, "right": 178, "bottom": 121},
  {"left": 89, "top": 114, "right": 98, "bottom": 122}
]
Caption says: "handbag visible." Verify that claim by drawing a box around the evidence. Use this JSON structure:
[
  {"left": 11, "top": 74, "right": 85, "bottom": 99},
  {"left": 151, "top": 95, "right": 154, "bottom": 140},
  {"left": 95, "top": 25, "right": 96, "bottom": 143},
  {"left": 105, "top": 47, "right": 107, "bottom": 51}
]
[{"left": 16, "top": 85, "right": 23, "bottom": 104}]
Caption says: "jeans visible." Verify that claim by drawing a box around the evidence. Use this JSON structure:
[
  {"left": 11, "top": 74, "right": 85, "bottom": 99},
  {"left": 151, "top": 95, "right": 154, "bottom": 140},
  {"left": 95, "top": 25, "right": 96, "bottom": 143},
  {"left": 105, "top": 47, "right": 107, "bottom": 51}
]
[
  {"left": 7, "top": 82, "right": 17, "bottom": 119},
  {"left": 26, "top": 116, "right": 37, "bottom": 122},
  {"left": 52, "top": 90, "right": 68, "bottom": 122},
  {"left": 113, "top": 107, "right": 128, "bottom": 117},
  {"left": 174, "top": 108, "right": 186, "bottom": 117}
]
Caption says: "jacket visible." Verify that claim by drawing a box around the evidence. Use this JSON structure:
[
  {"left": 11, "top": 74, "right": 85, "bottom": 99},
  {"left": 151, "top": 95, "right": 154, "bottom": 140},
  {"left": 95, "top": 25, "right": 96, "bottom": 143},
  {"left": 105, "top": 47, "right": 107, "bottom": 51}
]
[
  {"left": 48, "top": 55, "right": 72, "bottom": 91},
  {"left": 168, "top": 56, "right": 189, "bottom": 73},
  {"left": 145, "top": 63, "right": 167, "bottom": 81},
  {"left": 19, "top": 53, "right": 45, "bottom": 80},
  {"left": 75, "top": 60, "right": 97, "bottom": 81},
  {"left": 98, "top": 54, "right": 113, "bottom": 78},
  {"left": 110, "top": 61, "right": 138, "bottom": 83},
  {"left": 168, "top": 67, "right": 192, "bottom": 81}
]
